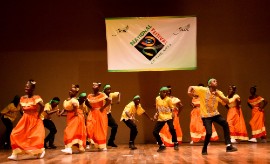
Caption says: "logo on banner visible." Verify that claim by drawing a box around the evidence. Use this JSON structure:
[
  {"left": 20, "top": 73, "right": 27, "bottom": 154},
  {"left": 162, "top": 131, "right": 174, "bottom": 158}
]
[{"left": 134, "top": 32, "right": 164, "bottom": 61}]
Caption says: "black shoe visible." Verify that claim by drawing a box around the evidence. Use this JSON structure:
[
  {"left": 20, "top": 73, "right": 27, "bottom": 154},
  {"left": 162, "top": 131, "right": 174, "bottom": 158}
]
[
  {"left": 48, "top": 144, "right": 57, "bottom": 149},
  {"left": 130, "top": 144, "right": 137, "bottom": 150},
  {"left": 202, "top": 147, "right": 207, "bottom": 155},
  {"left": 174, "top": 143, "right": 179, "bottom": 151},
  {"left": 157, "top": 145, "right": 166, "bottom": 152},
  {"left": 108, "top": 142, "right": 118, "bottom": 147},
  {"left": 226, "top": 145, "right": 237, "bottom": 152},
  {"left": 44, "top": 144, "right": 48, "bottom": 149}
]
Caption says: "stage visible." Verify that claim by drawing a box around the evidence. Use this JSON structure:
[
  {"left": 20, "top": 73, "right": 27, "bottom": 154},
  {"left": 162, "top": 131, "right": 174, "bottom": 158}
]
[{"left": 0, "top": 142, "right": 269, "bottom": 163}]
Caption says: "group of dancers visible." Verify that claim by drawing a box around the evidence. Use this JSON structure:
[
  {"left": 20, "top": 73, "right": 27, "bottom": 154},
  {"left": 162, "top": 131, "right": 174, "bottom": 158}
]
[{"left": 0, "top": 78, "right": 268, "bottom": 160}]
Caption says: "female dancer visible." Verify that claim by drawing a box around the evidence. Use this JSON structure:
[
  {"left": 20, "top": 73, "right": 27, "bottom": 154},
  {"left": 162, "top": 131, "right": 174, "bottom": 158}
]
[
  {"left": 247, "top": 86, "right": 268, "bottom": 143},
  {"left": 226, "top": 85, "right": 248, "bottom": 143},
  {"left": 1, "top": 95, "right": 20, "bottom": 149},
  {"left": 60, "top": 84, "right": 87, "bottom": 154},
  {"left": 8, "top": 80, "right": 45, "bottom": 160},
  {"left": 85, "top": 82, "right": 111, "bottom": 151},
  {"left": 159, "top": 85, "right": 183, "bottom": 146}
]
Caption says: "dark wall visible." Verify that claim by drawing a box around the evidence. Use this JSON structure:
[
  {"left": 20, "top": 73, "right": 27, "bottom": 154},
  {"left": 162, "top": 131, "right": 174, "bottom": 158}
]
[{"left": 1, "top": 1, "right": 270, "bottom": 145}]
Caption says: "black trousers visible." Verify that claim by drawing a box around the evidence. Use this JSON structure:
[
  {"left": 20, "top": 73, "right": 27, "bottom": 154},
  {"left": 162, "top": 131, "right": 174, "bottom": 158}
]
[
  {"left": 153, "top": 119, "right": 177, "bottom": 145},
  {"left": 43, "top": 119, "right": 57, "bottom": 146},
  {"left": 123, "top": 119, "right": 138, "bottom": 142},
  {"left": 1, "top": 116, "right": 13, "bottom": 148},
  {"left": 107, "top": 113, "right": 118, "bottom": 143},
  {"left": 202, "top": 115, "right": 231, "bottom": 148}
]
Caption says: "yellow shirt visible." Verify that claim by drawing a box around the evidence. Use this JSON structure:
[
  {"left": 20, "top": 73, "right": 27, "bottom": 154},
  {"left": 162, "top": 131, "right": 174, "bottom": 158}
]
[
  {"left": 120, "top": 101, "right": 145, "bottom": 121},
  {"left": 106, "top": 92, "right": 120, "bottom": 114},
  {"left": 156, "top": 96, "right": 173, "bottom": 121},
  {"left": 1, "top": 103, "right": 20, "bottom": 122},
  {"left": 63, "top": 98, "right": 79, "bottom": 111},
  {"left": 40, "top": 103, "right": 59, "bottom": 120},
  {"left": 193, "top": 86, "right": 225, "bottom": 118}
]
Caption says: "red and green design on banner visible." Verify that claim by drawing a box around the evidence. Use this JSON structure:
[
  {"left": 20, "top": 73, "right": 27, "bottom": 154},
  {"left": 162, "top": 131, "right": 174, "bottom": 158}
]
[{"left": 105, "top": 16, "right": 197, "bottom": 72}]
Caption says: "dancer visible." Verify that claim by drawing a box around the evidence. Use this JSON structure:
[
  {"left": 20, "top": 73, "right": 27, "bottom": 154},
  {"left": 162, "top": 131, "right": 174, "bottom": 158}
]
[
  {"left": 187, "top": 78, "right": 237, "bottom": 155},
  {"left": 103, "top": 84, "right": 120, "bottom": 147},
  {"left": 225, "top": 85, "right": 248, "bottom": 143},
  {"left": 159, "top": 85, "right": 183, "bottom": 146},
  {"left": 85, "top": 82, "right": 111, "bottom": 151},
  {"left": 153, "top": 87, "right": 179, "bottom": 152},
  {"left": 190, "top": 84, "right": 219, "bottom": 144},
  {"left": 247, "top": 86, "right": 268, "bottom": 143},
  {"left": 60, "top": 84, "right": 87, "bottom": 154},
  {"left": 41, "top": 97, "right": 60, "bottom": 149},
  {"left": 1, "top": 95, "right": 20, "bottom": 149},
  {"left": 120, "top": 95, "right": 153, "bottom": 150},
  {"left": 8, "top": 79, "right": 45, "bottom": 160}
]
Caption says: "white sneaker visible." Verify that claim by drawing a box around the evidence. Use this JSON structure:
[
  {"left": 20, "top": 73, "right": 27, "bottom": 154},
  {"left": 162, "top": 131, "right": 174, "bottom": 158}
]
[
  {"left": 39, "top": 150, "right": 46, "bottom": 158},
  {"left": 86, "top": 145, "right": 90, "bottom": 150},
  {"left": 231, "top": 138, "right": 237, "bottom": 143},
  {"left": 248, "top": 138, "right": 257, "bottom": 143},
  {"left": 8, "top": 154, "right": 18, "bottom": 160},
  {"left": 190, "top": 141, "right": 194, "bottom": 144},
  {"left": 61, "top": 148, "right": 72, "bottom": 154}
]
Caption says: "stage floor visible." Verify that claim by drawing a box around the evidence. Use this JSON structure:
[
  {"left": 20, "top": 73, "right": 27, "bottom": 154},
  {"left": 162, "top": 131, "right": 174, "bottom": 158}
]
[{"left": 0, "top": 142, "right": 269, "bottom": 164}]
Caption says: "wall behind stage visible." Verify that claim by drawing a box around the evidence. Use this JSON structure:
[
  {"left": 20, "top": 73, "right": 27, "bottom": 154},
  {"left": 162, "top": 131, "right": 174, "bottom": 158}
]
[{"left": 0, "top": 1, "right": 270, "bottom": 146}]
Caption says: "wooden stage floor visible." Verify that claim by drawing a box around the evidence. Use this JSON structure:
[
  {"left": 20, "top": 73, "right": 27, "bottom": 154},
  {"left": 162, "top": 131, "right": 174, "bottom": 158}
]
[{"left": 1, "top": 142, "right": 270, "bottom": 164}]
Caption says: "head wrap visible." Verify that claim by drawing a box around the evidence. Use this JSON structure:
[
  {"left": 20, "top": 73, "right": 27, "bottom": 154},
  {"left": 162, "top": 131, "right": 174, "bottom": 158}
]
[
  {"left": 78, "top": 92, "right": 87, "bottom": 98},
  {"left": 160, "top": 87, "right": 169, "bottom": 91},
  {"left": 133, "top": 95, "right": 140, "bottom": 100},
  {"left": 208, "top": 78, "right": 215, "bottom": 86},
  {"left": 72, "top": 84, "right": 80, "bottom": 91},
  {"left": 49, "top": 99, "right": 60, "bottom": 104},
  {"left": 103, "top": 84, "right": 111, "bottom": 92}
]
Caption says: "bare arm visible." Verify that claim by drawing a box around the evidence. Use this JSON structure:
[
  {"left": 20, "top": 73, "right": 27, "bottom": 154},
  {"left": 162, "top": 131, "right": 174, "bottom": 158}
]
[
  {"left": 187, "top": 86, "right": 195, "bottom": 97},
  {"left": 100, "top": 98, "right": 111, "bottom": 112}
]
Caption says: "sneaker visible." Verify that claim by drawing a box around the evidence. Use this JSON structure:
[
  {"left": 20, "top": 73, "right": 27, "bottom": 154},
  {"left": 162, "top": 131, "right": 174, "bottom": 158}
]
[
  {"left": 61, "top": 148, "right": 72, "bottom": 154},
  {"left": 39, "top": 151, "right": 46, "bottom": 159},
  {"left": 86, "top": 145, "right": 90, "bottom": 150},
  {"left": 226, "top": 145, "right": 238, "bottom": 152},
  {"left": 108, "top": 142, "right": 118, "bottom": 147},
  {"left": 157, "top": 145, "right": 166, "bottom": 152},
  {"left": 248, "top": 138, "right": 257, "bottom": 143},
  {"left": 190, "top": 141, "right": 194, "bottom": 144},
  {"left": 8, "top": 154, "right": 18, "bottom": 160},
  {"left": 130, "top": 144, "right": 137, "bottom": 150},
  {"left": 174, "top": 143, "right": 179, "bottom": 151},
  {"left": 201, "top": 147, "right": 207, "bottom": 155}
]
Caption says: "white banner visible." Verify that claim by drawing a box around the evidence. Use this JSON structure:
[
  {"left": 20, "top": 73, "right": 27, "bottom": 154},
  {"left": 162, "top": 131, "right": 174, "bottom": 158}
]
[{"left": 105, "top": 16, "right": 197, "bottom": 72}]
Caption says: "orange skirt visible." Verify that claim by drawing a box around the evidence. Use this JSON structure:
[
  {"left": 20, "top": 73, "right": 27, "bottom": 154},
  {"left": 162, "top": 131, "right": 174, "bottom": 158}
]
[
  {"left": 227, "top": 107, "right": 248, "bottom": 140},
  {"left": 249, "top": 107, "right": 266, "bottom": 138},
  {"left": 10, "top": 112, "right": 45, "bottom": 155},
  {"left": 86, "top": 109, "right": 108, "bottom": 149},
  {"left": 64, "top": 111, "right": 86, "bottom": 151},
  {"left": 159, "top": 110, "right": 182, "bottom": 147},
  {"left": 190, "top": 108, "right": 219, "bottom": 142}
]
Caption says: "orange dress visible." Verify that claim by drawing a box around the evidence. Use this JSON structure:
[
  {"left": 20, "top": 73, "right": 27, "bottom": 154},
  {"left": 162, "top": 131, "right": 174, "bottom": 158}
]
[
  {"left": 248, "top": 96, "right": 267, "bottom": 138},
  {"left": 159, "top": 96, "right": 182, "bottom": 146},
  {"left": 63, "top": 98, "right": 86, "bottom": 151},
  {"left": 86, "top": 92, "right": 108, "bottom": 149},
  {"left": 190, "top": 97, "right": 219, "bottom": 142},
  {"left": 227, "top": 94, "right": 248, "bottom": 140},
  {"left": 10, "top": 95, "right": 45, "bottom": 155}
]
